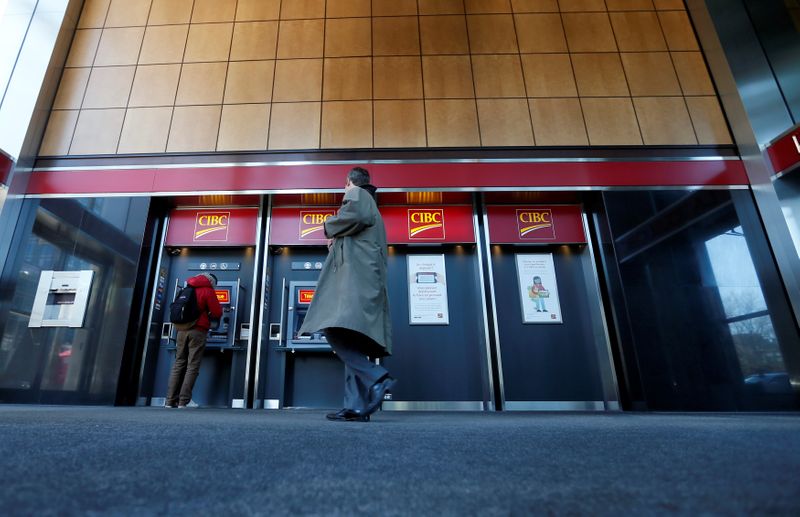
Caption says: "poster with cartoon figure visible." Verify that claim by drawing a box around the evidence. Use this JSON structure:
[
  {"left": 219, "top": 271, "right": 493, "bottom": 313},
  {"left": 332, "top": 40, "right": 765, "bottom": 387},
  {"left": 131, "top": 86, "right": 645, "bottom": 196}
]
[{"left": 515, "top": 253, "right": 562, "bottom": 324}]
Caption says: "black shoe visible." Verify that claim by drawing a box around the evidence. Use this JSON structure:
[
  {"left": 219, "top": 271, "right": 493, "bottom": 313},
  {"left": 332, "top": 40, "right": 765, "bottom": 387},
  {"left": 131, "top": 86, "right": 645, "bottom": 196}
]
[
  {"left": 364, "top": 376, "right": 397, "bottom": 417},
  {"left": 326, "top": 408, "right": 369, "bottom": 422}
]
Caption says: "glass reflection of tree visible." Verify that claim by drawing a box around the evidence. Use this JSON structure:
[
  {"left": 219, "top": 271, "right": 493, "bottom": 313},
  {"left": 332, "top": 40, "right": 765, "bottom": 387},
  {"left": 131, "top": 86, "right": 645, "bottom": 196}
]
[{"left": 705, "top": 226, "right": 786, "bottom": 378}]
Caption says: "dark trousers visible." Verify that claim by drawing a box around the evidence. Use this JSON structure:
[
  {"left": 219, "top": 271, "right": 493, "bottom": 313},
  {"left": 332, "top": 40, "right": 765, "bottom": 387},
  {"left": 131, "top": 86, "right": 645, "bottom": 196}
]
[
  {"left": 165, "top": 328, "right": 207, "bottom": 406},
  {"left": 324, "top": 328, "right": 389, "bottom": 412}
]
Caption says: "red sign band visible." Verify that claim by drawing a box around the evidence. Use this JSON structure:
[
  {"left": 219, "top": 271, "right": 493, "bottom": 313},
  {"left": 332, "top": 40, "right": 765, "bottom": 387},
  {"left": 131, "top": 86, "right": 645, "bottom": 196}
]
[
  {"left": 166, "top": 208, "right": 259, "bottom": 247},
  {"left": 487, "top": 205, "right": 585, "bottom": 244},
  {"left": 271, "top": 205, "right": 475, "bottom": 245},
  {"left": 767, "top": 125, "right": 800, "bottom": 175}
]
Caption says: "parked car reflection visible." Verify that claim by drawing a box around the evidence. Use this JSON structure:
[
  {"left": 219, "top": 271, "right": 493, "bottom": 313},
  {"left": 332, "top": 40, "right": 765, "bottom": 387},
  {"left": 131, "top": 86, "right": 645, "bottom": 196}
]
[{"left": 744, "top": 372, "right": 792, "bottom": 394}]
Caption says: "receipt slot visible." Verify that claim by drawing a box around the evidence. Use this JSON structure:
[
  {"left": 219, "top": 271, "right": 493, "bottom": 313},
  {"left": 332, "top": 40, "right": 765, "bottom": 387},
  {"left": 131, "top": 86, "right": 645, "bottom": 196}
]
[{"left": 29, "top": 270, "right": 94, "bottom": 328}]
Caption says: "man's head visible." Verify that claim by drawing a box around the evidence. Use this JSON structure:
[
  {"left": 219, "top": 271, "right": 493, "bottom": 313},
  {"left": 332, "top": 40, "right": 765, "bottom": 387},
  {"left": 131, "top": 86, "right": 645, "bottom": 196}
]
[
  {"left": 203, "top": 273, "right": 218, "bottom": 288},
  {"left": 345, "top": 167, "right": 370, "bottom": 192}
]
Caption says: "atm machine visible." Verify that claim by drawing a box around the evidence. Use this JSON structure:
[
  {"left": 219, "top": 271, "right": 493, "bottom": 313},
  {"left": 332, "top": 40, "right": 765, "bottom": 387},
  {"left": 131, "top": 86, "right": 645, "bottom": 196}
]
[
  {"left": 145, "top": 261, "right": 253, "bottom": 408},
  {"left": 282, "top": 281, "right": 327, "bottom": 350},
  {"left": 259, "top": 249, "right": 344, "bottom": 409},
  {"left": 138, "top": 206, "right": 259, "bottom": 408},
  {"left": 162, "top": 279, "right": 245, "bottom": 350}
]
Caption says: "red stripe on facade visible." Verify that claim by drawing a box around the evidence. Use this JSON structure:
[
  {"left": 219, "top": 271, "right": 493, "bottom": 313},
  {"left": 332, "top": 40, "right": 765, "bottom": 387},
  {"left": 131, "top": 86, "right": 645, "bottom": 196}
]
[
  {"left": 21, "top": 160, "right": 748, "bottom": 195},
  {"left": 767, "top": 126, "right": 800, "bottom": 175},
  {"left": 24, "top": 167, "right": 156, "bottom": 194},
  {"left": 0, "top": 151, "right": 12, "bottom": 186}
]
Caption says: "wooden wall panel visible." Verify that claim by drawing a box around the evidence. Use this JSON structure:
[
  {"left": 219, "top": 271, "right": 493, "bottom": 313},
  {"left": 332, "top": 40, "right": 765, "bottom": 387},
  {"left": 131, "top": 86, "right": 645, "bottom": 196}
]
[{"left": 41, "top": 0, "right": 732, "bottom": 156}]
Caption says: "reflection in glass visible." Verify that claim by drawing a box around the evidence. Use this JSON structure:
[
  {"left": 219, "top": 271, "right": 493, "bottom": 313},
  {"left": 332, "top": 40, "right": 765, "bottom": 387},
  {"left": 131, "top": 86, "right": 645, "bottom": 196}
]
[
  {"left": 705, "top": 228, "right": 786, "bottom": 381},
  {"left": 0, "top": 197, "right": 149, "bottom": 403},
  {"left": 603, "top": 190, "right": 799, "bottom": 410},
  {"left": 774, "top": 172, "right": 800, "bottom": 259}
]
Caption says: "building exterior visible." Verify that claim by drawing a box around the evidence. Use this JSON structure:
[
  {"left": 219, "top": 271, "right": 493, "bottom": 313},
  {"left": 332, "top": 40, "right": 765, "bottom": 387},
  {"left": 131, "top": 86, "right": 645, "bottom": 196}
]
[{"left": 0, "top": 0, "right": 797, "bottom": 411}]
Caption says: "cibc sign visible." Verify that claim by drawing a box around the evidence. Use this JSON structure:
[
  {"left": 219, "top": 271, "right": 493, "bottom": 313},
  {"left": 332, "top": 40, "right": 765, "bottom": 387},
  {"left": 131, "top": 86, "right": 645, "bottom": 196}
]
[
  {"left": 194, "top": 212, "right": 230, "bottom": 242},
  {"left": 299, "top": 210, "right": 336, "bottom": 240},
  {"left": 408, "top": 209, "right": 445, "bottom": 240},
  {"left": 487, "top": 205, "right": 586, "bottom": 244},
  {"left": 517, "top": 208, "right": 555, "bottom": 240},
  {"left": 166, "top": 208, "right": 258, "bottom": 247}
]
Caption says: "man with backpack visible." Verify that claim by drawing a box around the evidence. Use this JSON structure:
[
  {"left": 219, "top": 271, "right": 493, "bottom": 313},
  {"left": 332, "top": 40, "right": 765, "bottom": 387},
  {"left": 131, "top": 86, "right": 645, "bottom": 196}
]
[{"left": 165, "top": 272, "right": 222, "bottom": 408}]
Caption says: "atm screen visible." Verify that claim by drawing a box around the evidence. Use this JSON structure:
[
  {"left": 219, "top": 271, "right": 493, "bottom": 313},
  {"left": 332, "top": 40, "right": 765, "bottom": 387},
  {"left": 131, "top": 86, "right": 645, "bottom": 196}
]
[
  {"left": 298, "top": 289, "right": 315, "bottom": 304},
  {"left": 215, "top": 289, "right": 230, "bottom": 304}
]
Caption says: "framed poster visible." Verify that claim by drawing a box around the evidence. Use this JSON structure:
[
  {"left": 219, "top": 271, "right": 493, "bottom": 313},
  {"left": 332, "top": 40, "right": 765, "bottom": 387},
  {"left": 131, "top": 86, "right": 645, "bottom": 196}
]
[
  {"left": 515, "top": 254, "right": 563, "bottom": 324},
  {"left": 407, "top": 254, "right": 450, "bottom": 325}
]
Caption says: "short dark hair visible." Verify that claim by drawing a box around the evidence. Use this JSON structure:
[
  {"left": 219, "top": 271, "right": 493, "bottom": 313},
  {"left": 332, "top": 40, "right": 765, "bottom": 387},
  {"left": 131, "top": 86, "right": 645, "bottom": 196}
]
[
  {"left": 347, "top": 167, "right": 370, "bottom": 186},
  {"left": 209, "top": 273, "right": 218, "bottom": 283}
]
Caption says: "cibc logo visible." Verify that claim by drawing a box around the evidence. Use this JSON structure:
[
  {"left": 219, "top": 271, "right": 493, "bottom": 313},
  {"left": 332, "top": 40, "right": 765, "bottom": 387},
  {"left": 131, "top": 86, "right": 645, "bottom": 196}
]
[
  {"left": 408, "top": 209, "right": 445, "bottom": 240},
  {"left": 299, "top": 210, "right": 335, "bottom": 239},
  {"left": 194, "top": 211, "right": 230, "bottom": 242},
  {"left": 516, "top": 209, "right": 555, "bottom": 240}
]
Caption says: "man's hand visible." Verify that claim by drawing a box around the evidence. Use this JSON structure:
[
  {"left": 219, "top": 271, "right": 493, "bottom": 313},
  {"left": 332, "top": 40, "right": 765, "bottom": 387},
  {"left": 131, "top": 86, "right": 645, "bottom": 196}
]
[{"left": 327, "top": 238, "right": 334, "bottom": 249}]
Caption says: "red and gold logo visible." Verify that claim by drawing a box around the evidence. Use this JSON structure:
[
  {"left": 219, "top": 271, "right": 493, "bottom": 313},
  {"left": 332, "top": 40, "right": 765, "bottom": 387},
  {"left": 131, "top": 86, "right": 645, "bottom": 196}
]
[
  {"left": 299, "top": 210, "right": 335, "bottom": 239},
  {"left": 215, "top": 290, "right": 230, "bottom": 304},
  {"left": 299, "top": 289, "right": 315, "bottom": 304},
  {"left": 516, "top": 209, "right": 555, "bottom": 240},
  {"left": 408, "top": 209, "right": 445, "bottom": 240},
  {"left": 194, "top": 211, "right": 230, "bottom": 241}
]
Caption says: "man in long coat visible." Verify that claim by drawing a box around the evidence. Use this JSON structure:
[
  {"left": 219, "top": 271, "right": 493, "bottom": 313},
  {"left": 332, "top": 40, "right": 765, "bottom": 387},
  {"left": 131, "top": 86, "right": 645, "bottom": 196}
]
[{"left": 299, "top": 167, "right": 395, "bottom": 422}]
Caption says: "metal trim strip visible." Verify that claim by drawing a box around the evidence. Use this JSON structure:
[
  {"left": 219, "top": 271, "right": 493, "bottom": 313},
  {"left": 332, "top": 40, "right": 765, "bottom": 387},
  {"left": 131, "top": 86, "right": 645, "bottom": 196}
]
[
  {"left": 242, "top": 200, "right": 264, "bottom": 408},
  {"left": 253, "top": 196, "right": 273, "bottom": 405},
  {"left": 21, "top": 185, "right": 750, "bottom": 200},
  {"left": 582, "top": 212, "right": 622, "bottom": 410},
  {"left": 481, "top": 198, "right": 506, "bottom": 408},
  {"left": 472, "top": 198, "right": 496, "bottom": 411},
  {"left": 504, "top": 401, "right": 610, "bottom": 411},
  {"left": 381, "top": 401, "right": 485, "bottom": 411},
  {"left": 32, "top": 155, "right": 739, "bottom": 172},
  {"left": 263, "top": 399, "right": 280, "bottom": 409},
  {"left": 19, "top": 160, "right": 750, "bottom": 197},
  {"left": 137, "top": 216, "right": 169, "bottom": 407}
]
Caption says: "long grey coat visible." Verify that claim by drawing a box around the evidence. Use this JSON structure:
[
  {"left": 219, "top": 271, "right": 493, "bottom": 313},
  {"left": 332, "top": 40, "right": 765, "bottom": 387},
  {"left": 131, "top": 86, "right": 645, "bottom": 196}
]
[{"left": 298, "top": 185, "right": 392, "bottom": 356}]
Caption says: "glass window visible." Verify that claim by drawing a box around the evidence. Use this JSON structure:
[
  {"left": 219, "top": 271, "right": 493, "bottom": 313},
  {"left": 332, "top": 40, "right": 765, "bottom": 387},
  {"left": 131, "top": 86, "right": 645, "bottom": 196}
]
[
  {"left": 602, "top": 190, "right": 799, "bottom": 411},
  {"left": 774, "top": 172, "right": 800, "bottom": 259},
  {"left": 0, "top": 1, "right": 35, "bottom": 110},
  {"left": 0, "top": 196, "right": 150, "bottom": 404},
  {"left": 744, "top": 0, "right": 800, "bottom": 122},
  {"left": 705, "top": 227, "right": 786, "bottom": 379}
]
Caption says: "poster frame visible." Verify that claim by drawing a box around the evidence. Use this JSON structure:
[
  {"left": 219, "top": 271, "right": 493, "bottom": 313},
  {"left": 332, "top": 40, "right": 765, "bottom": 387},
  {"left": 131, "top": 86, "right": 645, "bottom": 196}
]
[
  {"left": 515, "top": 253, "right": 563, "bottom": 324},
  {"left": 407, "top": 254, "right": 450, "bottom": 326}
]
